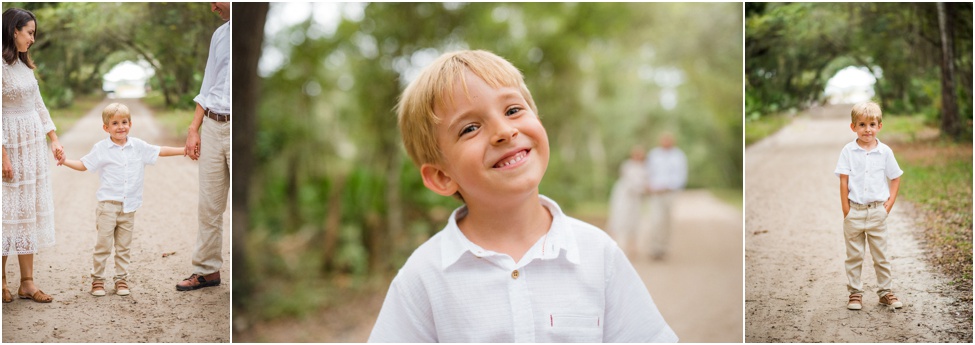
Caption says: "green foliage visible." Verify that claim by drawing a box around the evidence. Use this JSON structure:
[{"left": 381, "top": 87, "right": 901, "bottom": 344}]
[
  {"left": 746, "top": 3, "right": 973, "bottom": 141},
  {"left": 1, "top": 3, "right": 222, "bottom": 110}
]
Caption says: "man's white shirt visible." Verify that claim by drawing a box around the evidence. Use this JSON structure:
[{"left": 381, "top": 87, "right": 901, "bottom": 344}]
[
  {"left": 193, "top": 21, "right": 230, "bottom": 114},
  {"left": 368, "top": 195, "right": 677, "bottom": 342},
  {"left": 646, "top": 147, "right": 687, "bottom": 191}
]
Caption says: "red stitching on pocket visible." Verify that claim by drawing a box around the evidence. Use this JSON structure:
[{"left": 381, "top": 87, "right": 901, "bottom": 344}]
[{"left": 550, "top": 314, "right": 553, "bottom": 327}]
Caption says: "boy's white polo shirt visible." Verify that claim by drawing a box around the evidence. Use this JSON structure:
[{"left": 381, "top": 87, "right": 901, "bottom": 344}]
[
  {"left": 834, "top": 138, "right": 903, "bottom": 205},
  {"left": 368, "top": 195, "right": 678, "bottom": 342},
  {"left": 80, "top": 137, "right": 159, "bottom": 213}
]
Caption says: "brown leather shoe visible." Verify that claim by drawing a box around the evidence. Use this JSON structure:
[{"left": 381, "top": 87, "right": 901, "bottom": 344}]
[
  {"left": 879, "top": 292, "right": 903, "bottom": 308},
  {"left": 176, "top": 272, "right": 220, "bottom": 291}
]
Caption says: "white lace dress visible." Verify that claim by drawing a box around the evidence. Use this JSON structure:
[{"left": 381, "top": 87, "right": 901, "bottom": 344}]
[
  {"left": 607, "top": 159, "right": 647, "bottom": 241},
  {"left": 2, "top": 59, "right": 56, "bottom": 255}
]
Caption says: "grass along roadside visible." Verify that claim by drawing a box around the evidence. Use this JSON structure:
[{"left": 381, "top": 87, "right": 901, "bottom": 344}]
[
  {"left": 890, "top": 138, "right": 973, "bottom": 288},
  {"left": 142, "top": 92, "right": 195, "bottom": 146},
  {"left": 745, "top": 113, "right": 792, "bottom": 146},
  {"left": 48, "top": 93, "right": 105, "bottom": 134}
]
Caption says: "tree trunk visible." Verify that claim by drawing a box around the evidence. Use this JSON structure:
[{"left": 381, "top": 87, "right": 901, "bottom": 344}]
[
  {"left": 385, "top": 150, "right": 404, "bottom": 271},
  {"left": 937, "top": 2, "right": 960, "bottom": 139},
  {"left": 230, "top": 2, "right": 268, "bottom": 311}
]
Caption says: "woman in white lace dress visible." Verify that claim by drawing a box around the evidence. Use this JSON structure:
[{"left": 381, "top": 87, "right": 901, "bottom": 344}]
[
  {"left": 607, "top": 145, "right": 648, "bottom": 258},
  {"left": 2, "top": 8, "right": 64, "bottom": 303}
]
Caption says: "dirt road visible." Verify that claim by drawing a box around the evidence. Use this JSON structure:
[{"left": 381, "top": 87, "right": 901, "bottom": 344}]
[
  {"left": 2, "top": 99, "right": 230, "bottom": 342},
  {"left": 235, "top": 189, "right": 743, "bottom": 343},
  {"left": 631, "top": 190, "right": 744, "bottom": 343},
  {"left": 745, "top": 104, "right": 971, "bottom": 342}
]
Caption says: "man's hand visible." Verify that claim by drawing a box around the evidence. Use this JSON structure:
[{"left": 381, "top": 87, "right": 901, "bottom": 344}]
[{"left": 185, "top": 130, "right": 201, "bottom": 160}]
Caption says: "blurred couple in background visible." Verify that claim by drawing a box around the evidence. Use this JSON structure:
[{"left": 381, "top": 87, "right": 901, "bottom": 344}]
[{"left": 608, "top": 132, "right": 687, "bottom": 261}]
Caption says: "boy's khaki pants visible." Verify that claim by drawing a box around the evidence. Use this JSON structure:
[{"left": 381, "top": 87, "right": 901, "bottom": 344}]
[
  {"left": 192, "top": 116, "right": 230, "bottom": 276},
  {"left": 843, "top": 201, "right": 893, "bottom": 297},
  {"left": 92, "top": 200, "right": 134, "bottom": 283}
]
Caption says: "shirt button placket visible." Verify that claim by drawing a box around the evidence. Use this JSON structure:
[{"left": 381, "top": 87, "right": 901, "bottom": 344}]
[{"left": 509, "top": 268, "right": 534, "bottom": 342}]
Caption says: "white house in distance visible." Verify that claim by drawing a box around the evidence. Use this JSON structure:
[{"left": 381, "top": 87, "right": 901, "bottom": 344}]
[{"left": 102, "top": 60, "right": 154, "bottom": 99}]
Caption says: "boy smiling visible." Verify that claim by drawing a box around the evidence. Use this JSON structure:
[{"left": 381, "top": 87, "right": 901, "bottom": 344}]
[{"left": 368, "top": 50, "right": 677, "bottom": 342}]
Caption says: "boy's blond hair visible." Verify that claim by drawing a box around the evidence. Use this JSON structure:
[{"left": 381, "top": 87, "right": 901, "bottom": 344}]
[
  {"left": 850, "top": 101, "right": 882, "bottom": 124},
  {"left": 396, "top": 50, "right": 538, "bottom": 168},
  {"left": 101, "top": 102, "right": 131, "bottom": 124}
]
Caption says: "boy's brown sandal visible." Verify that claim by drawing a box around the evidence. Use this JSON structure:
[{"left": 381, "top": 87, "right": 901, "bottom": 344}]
[
  {"left": 90, "top": 280, "right": 106, "bottom": 297},
  {"left": 847, "top": 293, "right": 862, "bottom": 310},
  {"left": 115, "top": 280, "right": 130, "bottom": 296},
  {"left": 18, "top": 277, "right": 53, "bottom": 303},
  {"left": 879, "top": 292, "right": 903, "bottom": 308}
]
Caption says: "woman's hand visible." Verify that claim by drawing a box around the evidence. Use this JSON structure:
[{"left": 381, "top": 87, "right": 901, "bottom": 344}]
[
  {"left": 2, "top": 147, "right": 13, "bottom": 180},
  {"left": 50, "top": 140, "right": 65, "bottom": 165}
]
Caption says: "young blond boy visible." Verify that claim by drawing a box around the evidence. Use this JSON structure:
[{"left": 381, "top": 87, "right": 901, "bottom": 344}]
[
  {"left": 368, "top": 50, "right": 677, "bottom": 342},
  {"left": 61, "top": 103, "right": 183, "bottom": 296},
  {"left": 834, "top": 101, "right": 904, "bottom": 310}
]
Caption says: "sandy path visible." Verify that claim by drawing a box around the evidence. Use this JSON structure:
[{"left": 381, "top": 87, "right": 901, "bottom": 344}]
[
  {"left": 630, "top": 190, "right": 744, "bottom": 343},
  {"left": 2, "top": 98, "right": 230, "bottom": 343},
  {"left": 235, "top": 189, "right": 743, "bottom": 343},
  {"left": 745, "top": 104, "right": 971, "bottom": 342}
]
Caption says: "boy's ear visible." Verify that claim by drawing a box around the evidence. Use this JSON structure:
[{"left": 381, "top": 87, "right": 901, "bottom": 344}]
[
  {"left": 103, "top": 123, "right": 110, "bottom": 133},
  {"left": 849, "top": 122, "right": 855, "bottom": 132},
  {"left": 420, "top": 163, "right": 458, "bottom": 197}
]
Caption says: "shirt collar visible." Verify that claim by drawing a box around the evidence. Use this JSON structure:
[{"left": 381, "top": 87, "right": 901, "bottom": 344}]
[
  {"left": 106, "top": 137, "right": 133, "bottom": 149},
  {"left": 440, "top": 195, "right": 580, "bottom": 270},
  {"left": 849, "top": 138, "right": 884, "bottom": 153}
]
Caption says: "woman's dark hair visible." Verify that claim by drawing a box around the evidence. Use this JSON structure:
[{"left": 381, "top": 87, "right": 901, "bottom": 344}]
[{"left": 2, "top": 8, "right": 37, "bottom": 69}]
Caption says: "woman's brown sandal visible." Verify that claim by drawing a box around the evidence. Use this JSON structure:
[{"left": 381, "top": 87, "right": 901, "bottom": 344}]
[
  {"left": 2, "top": 273, "right": 11, "bottom": 303},
  {"left": 17, "top": 277, "right": 53, "bottom": 303}
]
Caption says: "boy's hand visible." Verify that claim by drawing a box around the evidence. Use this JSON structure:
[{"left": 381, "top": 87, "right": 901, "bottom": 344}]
[
  {"left": 842, "top": 205, "right": 849, "bottom": 218},
  {"left": 2, "top": 149, "right": 13, "bottom": 180},
  {"left": 884, "top": 199, "right": 893, "bottom": 214}
]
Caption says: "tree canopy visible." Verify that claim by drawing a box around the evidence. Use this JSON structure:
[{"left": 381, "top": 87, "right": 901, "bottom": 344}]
[
  {"left": 2, "top": 2, "right": 224, "bottom": 108},
  {"left": 746, "top": 3, "right": 972, "bottom": 139}
]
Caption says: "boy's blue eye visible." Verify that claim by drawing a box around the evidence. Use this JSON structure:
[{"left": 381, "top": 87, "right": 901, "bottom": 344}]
[
  {"left": 506, "top": 107, "right": 522, "bottom": 116},
  {"left": 460, "top": 124, "right": 479, "bottom": 136}
]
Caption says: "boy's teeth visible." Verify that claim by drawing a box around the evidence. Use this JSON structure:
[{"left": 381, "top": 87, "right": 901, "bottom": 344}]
[{"left": 496, "top": 150, "right": 526, "bottom": 168}]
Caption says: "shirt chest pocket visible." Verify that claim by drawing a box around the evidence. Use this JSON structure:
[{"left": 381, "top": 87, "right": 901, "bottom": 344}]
[
  {"left": 865, "top": 154, "right": 886, "bottom": 175},
  {"left": 547, "top": 313, "right": 602, "bottom": 342}
]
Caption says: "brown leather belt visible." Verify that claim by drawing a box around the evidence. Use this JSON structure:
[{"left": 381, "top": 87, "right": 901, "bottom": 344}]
[{"left": 205, "top": 108, "right": 230, "bottom": 122}]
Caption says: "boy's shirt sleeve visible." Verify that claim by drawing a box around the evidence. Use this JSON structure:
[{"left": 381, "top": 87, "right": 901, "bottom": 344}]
[
  {"left": 885, "top": 148, "right": 903, "bottom": 180},
  {"left": 834, "top": 146, "right": 851, "bottom": 177},
  {"left": 368, "top": 275, "right": 437, "bottom": 342},
  {"left": 136, "top": 139, "right": 160, "bottom": 165},
  {"left": 80, "top": 144, "right": 101, "bottom": 173},
  {"left": 603, "top": 246, "right": 679, "bottom": 342}
]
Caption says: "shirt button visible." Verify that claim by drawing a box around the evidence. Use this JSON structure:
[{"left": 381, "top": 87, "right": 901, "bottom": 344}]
[{"left": 511, "top": 270, "right": 520, "bottom": 279}]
